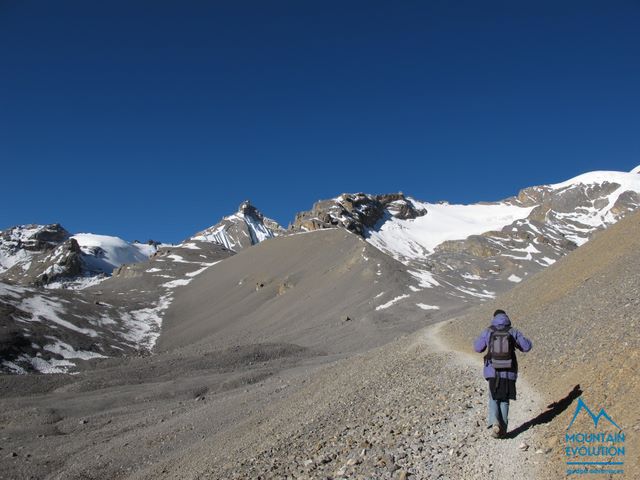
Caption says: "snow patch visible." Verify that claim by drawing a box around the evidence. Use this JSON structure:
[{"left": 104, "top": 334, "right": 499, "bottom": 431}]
[
  {"left": 416, "top": 303, "right": 440, "bottom": 310},
  {"left": 178, "top": 242, "right": 201, "bottom": 250},
  {"left": 408, "top": 270, "right": 440, "bottom": 288},
  {"left": 162, "top": 278, "right": 193, "bottom": 288},
  {"left": 43, "top": 339, "right": 107, "bottom": 360},
  {"left": 376, "top": 294, "right": 410, "bottom": 311},
  {"left": 18, "top": 295, "right": 98, "bottom": 337},
  {"left": 166, "top": 254, "right": 190, "bottom": 263},
  {"left": 72, "top": 233, "right": 155, "bottom": 273},
  {"left": 120, "top": 295, "right": 172, "bottom": 350}
]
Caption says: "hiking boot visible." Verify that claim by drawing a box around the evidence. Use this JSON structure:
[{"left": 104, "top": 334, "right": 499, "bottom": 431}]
[{"left": 491, "top": 425, "right": 502, "bottom": 438}]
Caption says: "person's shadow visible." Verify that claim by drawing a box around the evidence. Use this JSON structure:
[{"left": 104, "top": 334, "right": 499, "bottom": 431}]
[{"left": 505, "top": 384, "right": 583, "bottom": 439}]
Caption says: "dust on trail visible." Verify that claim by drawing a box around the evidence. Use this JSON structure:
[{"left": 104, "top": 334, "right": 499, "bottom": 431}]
[{"left": 420, "top": 321, "right": 546, "bottom": 480}]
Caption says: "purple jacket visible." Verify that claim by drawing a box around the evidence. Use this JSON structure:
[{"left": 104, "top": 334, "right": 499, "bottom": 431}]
[{"left": 473, "top": 313, "right": 532, "bottom": 380}]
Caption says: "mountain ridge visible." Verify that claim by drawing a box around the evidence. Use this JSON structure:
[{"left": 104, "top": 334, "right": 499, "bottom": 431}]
[{"left": 1, "top": 166, "right": 640, "bottom": 374}]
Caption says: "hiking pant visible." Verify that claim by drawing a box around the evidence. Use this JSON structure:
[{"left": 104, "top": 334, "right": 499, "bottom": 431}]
[{"left": 488, "top": 391, "right": 509, "bottom": 430}]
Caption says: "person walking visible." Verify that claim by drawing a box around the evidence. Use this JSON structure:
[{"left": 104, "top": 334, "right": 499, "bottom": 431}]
[{"left": 473, "top": 309, "right": 532, "bottom": 438}]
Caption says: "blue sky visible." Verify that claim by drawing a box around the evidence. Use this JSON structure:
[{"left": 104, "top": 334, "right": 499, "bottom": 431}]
[{"left": 2, "top": 1, "right": 639, "bottom": 243}]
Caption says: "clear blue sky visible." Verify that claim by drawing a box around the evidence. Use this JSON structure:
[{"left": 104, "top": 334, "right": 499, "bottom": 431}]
[{"left": 2, "top": 1, "right": 639, "bottom": 243}]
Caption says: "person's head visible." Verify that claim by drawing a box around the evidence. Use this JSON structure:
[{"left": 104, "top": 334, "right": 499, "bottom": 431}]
[{"left": 493, "top": 309, "right": 506, "bottom": 317}]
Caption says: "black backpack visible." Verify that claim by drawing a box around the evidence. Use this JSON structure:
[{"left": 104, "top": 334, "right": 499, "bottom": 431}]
[{"left": 486, "top": 326, "right": 514, "bottom": 370}]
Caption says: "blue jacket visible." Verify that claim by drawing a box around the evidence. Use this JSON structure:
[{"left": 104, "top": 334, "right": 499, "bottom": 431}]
[{"left": 473, "top": 313, "right": 532, "bottom": 380}]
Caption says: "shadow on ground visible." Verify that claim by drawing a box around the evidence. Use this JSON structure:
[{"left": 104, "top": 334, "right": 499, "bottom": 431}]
[{"left": 506, "top": 384, "right": 583, "bottom": 439}]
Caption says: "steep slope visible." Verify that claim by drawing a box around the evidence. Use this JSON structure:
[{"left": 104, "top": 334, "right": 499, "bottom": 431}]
[
  {"left": 159, "top": 228, "right": 457, "bottom": 355},
  {"left": 440, "top": 209, "right": 640, "bottom": 478},
  {"left": 191, "top": 200, "right": 284, "bottom": 251}
]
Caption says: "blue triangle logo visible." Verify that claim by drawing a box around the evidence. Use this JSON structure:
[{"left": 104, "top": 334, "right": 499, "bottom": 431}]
[{"left": 567, "top": 398, "right": 621, "bottom": 430}]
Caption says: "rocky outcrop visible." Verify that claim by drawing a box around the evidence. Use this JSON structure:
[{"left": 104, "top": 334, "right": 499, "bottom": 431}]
[
  {"left": 0, "top": 223, "right": 70, "bottom": 254},
  {"left": 2, "top": 238, "right": 87, "bottom": 287},
  {"left": 0, "top": 224, "right": 71, "bottom": 273},
  {"left": 290, "top": 193, "right": 427, "bottom": 236}
]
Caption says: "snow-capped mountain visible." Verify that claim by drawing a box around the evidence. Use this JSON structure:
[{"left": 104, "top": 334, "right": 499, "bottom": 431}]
[
  {"left": 0, "top": 201, "right": 280, "bottom": 289},
  {"left": 192, "top": 200, "right": 284, "bottom": 251},
  {"left": 0, "top": 224, "right": 162, "bottom": 288},
  {"left": 290, "top": 167, "right": 640, "bottom": 303},
  {"left": 0, "top": 240, "right": 234, "bottom": 374},
  {"left": 2, "top": 166, "right": 640, "bottom": 374}
]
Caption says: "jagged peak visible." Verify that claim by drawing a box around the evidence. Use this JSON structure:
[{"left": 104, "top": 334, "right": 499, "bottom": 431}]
[{"left": 237, "top": 200, "right": 263, "bottom": 220}]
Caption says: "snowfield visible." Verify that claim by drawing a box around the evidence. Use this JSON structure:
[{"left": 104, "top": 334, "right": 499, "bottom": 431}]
[
  {"left": 366, "top": 201, "right": 536, "bottom": 262},
  {"left": 72, "top": 233, "right": 156, "bottom": 273}
]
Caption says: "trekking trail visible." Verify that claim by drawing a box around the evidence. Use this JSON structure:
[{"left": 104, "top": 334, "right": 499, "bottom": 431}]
[
  {"left": 163, "top": 318, "right": 552, "bottom": 479},
  {"left": 418, "top": 321, "right": 547, "bottom": 479}
]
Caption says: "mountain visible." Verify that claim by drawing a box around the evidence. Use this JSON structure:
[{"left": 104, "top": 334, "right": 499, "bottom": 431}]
[
  {"left": 290, "top": 167, "right": 640, "bottom": 306},
  {"left": 0, "top": 240, "right": 234, "bottom": 373},
  {"left": 1, "top": 166, "right": 640, "bottom": 375},
  {"left": 0, "top": 199, "right": 280, "bottom": 289},
  {"left": 2, "top": 182, "right": 638, "bottom": 480},
  {"left": 0, "top": 224, "right": 161, "bottom": 289},
  {"left": 191, "top": 200, "right": 284, "bottom": 251}
]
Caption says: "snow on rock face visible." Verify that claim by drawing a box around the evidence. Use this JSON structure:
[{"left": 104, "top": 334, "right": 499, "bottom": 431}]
[
  {"left": 72, "top": 233, "right": 155, "bottom": 274},
  {"left": 524, "top": 169, "right": 640, "bottom": 246},
  {"left": 362, "top": 168, "right": 640, "bottom": 303},
  {"left": 0, "top": 225, "right": 161, "bottom": 289},
  {"left": 192, "top": 200, "right": 283, "bottom": 251},
  {"left": 0, "top": 224, "right": 70, "bottom": 272}
]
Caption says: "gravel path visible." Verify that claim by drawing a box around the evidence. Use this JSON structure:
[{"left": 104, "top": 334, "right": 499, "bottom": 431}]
[
  {"left": 190, "top": 321, "right": 548, "bottom": 480},
  {"left": 421, "top": 321, "right": 546, "bottom": 479}
]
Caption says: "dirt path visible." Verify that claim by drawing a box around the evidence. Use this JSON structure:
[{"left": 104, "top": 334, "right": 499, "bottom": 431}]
[
  {"left": 420, "top": 321, "right": 547, "bottom": 479},
  {"left": 175, "top": 320, "right": 551, "bottom": 479}
]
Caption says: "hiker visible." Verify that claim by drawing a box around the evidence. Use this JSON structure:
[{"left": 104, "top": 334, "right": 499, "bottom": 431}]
[{"left": 473, "top": 309, "right": 532, "bottom": 438}]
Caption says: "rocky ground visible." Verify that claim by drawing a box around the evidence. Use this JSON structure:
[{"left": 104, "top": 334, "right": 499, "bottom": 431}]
[
  {"left": 441, "top": 210, "right": 640, "bottom": 479},
  {"left": 0, "top": 312, "right": 552, "bottom": 480},
  {"left": 197, "top": 322, "right": 547, "bottom": 480}
]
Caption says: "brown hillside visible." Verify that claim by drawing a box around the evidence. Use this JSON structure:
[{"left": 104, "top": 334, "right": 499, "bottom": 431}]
[{"left": 440, "top": 209, "right": 640, "bottom": 478}]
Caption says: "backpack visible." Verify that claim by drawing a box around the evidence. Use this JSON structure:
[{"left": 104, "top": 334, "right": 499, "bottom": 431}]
[{"left": 487, "top": 326, "right": 514, "bottom": 370}]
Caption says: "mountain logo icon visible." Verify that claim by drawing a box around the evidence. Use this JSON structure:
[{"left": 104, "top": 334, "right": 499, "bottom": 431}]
[{"left": 567, "top": 397, "right": 621, "bottom": 430}]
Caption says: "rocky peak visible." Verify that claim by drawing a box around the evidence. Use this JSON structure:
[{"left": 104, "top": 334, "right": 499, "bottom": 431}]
[
  {"left": 238, "top": 200, "right": 264, "bottom": 220},
  {"left": 191, "top": 202, "right": 284, "bottom": 251},
  {"left": 290, "top": 193, "right": 427, "bottom": 236},
  {"left": 1, "top": 223, "right": 70, "bottom": 253}
]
